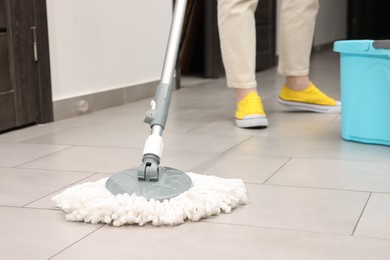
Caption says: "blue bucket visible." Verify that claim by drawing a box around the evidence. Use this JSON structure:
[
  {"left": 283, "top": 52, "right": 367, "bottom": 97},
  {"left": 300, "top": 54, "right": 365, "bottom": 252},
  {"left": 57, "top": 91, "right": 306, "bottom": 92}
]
[{"left": 334, "top": 40, "right": 390, "bottom": 146}]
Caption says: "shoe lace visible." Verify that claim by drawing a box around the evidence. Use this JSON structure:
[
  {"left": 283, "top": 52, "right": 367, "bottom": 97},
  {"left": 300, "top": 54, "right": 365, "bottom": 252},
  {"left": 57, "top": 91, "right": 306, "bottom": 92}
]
[
  {"left": 241, "top": 94, "right": 262, "bottom": 113},
  {"left": 308, "top": 86, "right": 334, "bottom": 103}
]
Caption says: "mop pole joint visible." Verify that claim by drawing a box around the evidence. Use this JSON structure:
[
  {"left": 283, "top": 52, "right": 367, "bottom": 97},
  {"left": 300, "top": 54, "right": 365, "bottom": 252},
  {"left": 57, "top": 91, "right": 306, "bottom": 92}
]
[
  {"left": 140, "top": 82, "right": 170, "bottom": 181},
  {"left": 138, "top": 154, "right": 160, "bottom": 181},
  {"left": 144, "top": 83, "right": 171, "bottom": 128}
]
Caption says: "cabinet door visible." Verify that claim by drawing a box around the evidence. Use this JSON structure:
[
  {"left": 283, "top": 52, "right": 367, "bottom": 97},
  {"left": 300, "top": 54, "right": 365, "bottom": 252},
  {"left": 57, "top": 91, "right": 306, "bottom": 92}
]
[
  {"left": 8, "top": 0, "right": 39, "bottom": 128},
  {"left": 0, "top": 0, "right": 6, "bottom": 27},
  {"left": 255, "top": 0, "right": 276, "bottom": 71},
  {"left": 0, "top": 0, "right": 52, "bottom": 132},
  {"left": 0, "top": 0, "right": 17, "bottom": 131},
  {"left": 348, "top": 0, "right": 390, "bottom": 39}
]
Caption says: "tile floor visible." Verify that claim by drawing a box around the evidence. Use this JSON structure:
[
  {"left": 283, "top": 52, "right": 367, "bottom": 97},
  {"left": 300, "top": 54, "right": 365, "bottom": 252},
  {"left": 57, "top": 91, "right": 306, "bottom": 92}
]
[{"left": 1, "top": 50, "right": 390, "bottom": 259}]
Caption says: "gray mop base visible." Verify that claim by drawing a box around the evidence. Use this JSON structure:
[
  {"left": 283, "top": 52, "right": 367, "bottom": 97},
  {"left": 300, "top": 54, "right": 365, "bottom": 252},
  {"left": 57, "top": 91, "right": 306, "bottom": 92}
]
[
  {"left": 52, "top": 172, "right": 248, "bottom": 226},
  {"left": 106, "top": 167, "right": 192, "bottom": 201}
]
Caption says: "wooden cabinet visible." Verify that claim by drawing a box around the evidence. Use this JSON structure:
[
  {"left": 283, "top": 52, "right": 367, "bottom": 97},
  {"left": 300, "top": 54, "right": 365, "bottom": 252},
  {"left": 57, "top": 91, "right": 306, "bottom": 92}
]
[
  {"left": 0, "top": 0, "right": 6, "bottom": 28},
  {"left": 0, "top": 0, "right": 16, "bottom": 131},
  {"left": 348, "top": 0, "right": 390, "bottom": 40},
  {"left": 0, "top": 0, "right": 52, "bottom": 132},
  {"left": 255, "top": 0, "right": 276, "bottom": 71}
]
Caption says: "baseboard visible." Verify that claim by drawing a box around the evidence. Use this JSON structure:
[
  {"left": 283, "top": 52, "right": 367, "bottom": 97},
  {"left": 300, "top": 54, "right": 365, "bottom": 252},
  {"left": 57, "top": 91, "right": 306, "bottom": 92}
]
[
  {"left": 313, "top": 42, "right": 335, "bottom": 52},
  {"left": 53, "top": 81, "right": 159, "bottom": 121}
]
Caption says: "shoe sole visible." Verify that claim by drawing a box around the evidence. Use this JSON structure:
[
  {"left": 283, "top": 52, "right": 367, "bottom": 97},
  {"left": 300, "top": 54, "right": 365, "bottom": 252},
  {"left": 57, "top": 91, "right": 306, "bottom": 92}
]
[
  {"left": 278, "top": 98, "right": 341, "bottom": 114},
  {"left": 235, "top": 115, "right": 268, "bottom": 128}
]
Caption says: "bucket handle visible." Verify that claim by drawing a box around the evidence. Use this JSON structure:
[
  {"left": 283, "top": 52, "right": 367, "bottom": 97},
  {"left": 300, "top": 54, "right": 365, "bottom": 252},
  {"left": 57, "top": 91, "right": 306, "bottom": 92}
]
[{"left": 373, "top": 40, "right": 390, "bottom": 49}]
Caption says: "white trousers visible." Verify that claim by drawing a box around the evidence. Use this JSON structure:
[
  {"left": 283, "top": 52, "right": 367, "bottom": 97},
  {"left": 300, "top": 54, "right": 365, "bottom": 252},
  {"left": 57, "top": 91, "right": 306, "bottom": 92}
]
[{"left": 217, "top": 0, "right": 319, "bottom": 89}]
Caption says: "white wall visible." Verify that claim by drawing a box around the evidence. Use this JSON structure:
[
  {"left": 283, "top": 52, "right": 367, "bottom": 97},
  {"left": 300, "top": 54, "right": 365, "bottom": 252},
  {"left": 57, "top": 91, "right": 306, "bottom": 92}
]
[
  {"left": 314, "top": 0, "right": 347, "bottom": 46},
  {"left": 46, "top": 0, "right": 172, "bottom": 101}
]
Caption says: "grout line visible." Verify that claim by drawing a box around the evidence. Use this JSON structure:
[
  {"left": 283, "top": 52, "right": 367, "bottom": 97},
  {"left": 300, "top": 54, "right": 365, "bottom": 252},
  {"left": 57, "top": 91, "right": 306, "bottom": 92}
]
[
  {"left": 186, "top": 119, "right": 218, "bottom": 134},
  {"left": 202, "top": 221, "right": 373, "bottom": 240},
  {"left": 0, "top": 204, "right": 61, "bottom": 211},
  {"left": 13, "top": 167, "right": 105, "bottom": 174},
  {"left": 47, "top": 224, "right": 106, "bottom": 259},
  {"left": 221, "top": 136, "right": 253, "bottom": 154},
  {"left": 12, "top": 145, "right": 75, "bottom": 168},
  {"left": 189, "top": 136, "right": 254, "bottom": 172},
  {"left": 18, "top": 127, "right": 71, "bottom": 143},
  {"left": 190, "top": 153, "right": 226, "bottom": 173},
  {"left": 23, "top": 173, "right": 101, "bottom": 207},
  {"left": 262, "top": 157, "right": 292, "bottom": 184},
  {"left": 351, "top": 192, "right": 372, "bottom": 236},
  {"left": 261, "top": 183, "right": 376, "bottom": 194}
]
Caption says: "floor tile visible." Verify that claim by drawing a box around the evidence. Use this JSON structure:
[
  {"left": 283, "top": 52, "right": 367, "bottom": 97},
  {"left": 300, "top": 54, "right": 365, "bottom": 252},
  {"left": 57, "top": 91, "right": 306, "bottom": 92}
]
[
  {"left": 162, "top": 132, "right": 249, "bottom": 153},
  {"left": 51, "top": 222, "right": 390, "bottom": 260},
  {"left": 197, "top": 154, "right": 290, "bottom": 184},
  {"left": 0, "top": 124, "right": 67, "bottom": 143},
  {"left": 27, "top": 173, "right": 111, "bottom": 209},
  {"left": 191, "top": 119, "right": 270, "bottom": 136},
  {"left": 0, "top": 142, "right": 70, "bottom": 167},
  {"left": 52, "top": 113, "right": 146, "bottom": 131},
  {"left": 18, "top": 146, "right": 143, "bottom": 173},
  {"left": 227, "top": 136, "right": 390, "bottom": 163},
  {"left": 1, "top": 49, "right": 390, "bottom": 259},
  {"left": 24, "top": 127, "right": 149, "bottom": 148},
  {"left": 192, "top": 112, "right": 340, "bottom": 140},
  {"left": 166, "top": 108, "right": 231, "bottom": 133},
  {"left": 0, "top": 207, "right": 102, "bottom": 260},
  {"left": 267, "top": 158, "right": 390, "bottom": 192},
  {"left": 24, "top": 127, "right": 249, "bottom": 153},
  {"left": 354, "top": 193, "right": 390, "bottom": 240},
  {"left": 90, "top": 99, "right": 153, "bottom": 117},
  {"left": 0, "top": 168, "right": 93, "bottom": 207},
  {"left": 207, "top": 184, "right": 369, "bottom": 235},
  {"left": 18, "top": 146, "right": 219, "bottom": 174}
]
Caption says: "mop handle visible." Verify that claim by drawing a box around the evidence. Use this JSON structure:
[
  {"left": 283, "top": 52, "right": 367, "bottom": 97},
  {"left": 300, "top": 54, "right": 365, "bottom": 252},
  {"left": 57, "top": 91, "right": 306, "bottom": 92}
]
[
  {"left": 144, "top": 0, "right": 187, "bottom": 131},
  {"left": 160, "top": 0, "right": 188, "bottom": 86},
  {"left": 139, "top": 0, "right": 188, "bottom": 181}
]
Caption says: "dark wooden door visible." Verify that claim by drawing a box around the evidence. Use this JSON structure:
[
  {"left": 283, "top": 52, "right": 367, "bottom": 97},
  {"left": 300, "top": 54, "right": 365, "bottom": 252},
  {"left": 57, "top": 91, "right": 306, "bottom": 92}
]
[
  {"left": 0, "top": 0, "right": 52, "bottom": 132},
  {"left": 255, "top": 0, "right": 276, "bottom": 71},
  {"left": 348, "top": 0, "right": 390, "bottom": 40},
  {"left": 0, "top": 0, "right": 16, "bottom": 131},
  {"left": 179, "top": 0, "right": 276, "bottom": 80}
]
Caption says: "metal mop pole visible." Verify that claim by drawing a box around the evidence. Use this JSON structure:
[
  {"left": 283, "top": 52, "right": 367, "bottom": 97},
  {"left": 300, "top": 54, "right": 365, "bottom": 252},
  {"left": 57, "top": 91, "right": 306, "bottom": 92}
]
[
  {"left": 138, "top": 0, "right": 188, "bottom": 181},
  {"left": 106, "top": 0, "right": 192, "bottom": 201}
]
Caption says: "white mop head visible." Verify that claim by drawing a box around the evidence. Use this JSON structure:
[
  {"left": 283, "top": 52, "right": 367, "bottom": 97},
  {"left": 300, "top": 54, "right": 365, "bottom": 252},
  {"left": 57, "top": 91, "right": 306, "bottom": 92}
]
[{"left": 52, "top": 172, "right": 247, "bottom": 226}]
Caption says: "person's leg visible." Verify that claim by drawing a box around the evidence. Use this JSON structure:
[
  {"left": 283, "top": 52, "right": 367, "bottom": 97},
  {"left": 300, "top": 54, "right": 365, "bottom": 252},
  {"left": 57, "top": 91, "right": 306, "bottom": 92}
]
[
  {"left": 278, "top": 0, "right": 340, "bottom": 113},
  {"left": 217, "top": 0, "right": 268, "bottom": 127}
]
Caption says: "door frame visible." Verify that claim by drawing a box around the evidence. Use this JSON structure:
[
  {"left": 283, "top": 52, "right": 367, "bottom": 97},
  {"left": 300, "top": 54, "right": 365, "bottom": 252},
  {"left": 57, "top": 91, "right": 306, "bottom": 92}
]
[{"left": 33, "top": 0, "right": 53, "bottom": 123}]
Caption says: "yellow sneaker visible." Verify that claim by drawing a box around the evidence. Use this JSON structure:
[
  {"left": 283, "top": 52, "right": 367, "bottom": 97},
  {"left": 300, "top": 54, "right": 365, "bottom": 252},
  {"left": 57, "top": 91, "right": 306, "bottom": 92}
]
[
  {"left": 278, "top": 83, "right": 341, "bottom": 113},
  {"left": 235, "top": 92, "right": 268, "bottom": 128}
]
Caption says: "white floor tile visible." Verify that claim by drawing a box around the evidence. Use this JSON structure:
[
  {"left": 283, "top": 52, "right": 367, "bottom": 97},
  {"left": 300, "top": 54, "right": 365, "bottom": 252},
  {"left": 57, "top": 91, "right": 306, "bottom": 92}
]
[
  {"left": 27, "top": 173, "right": 111, "bottom": 209},
  {"left": 207, "top": 184, "right": 369, "bottom": 235},
  {"left": 1, "top": 50, "right": 389, "bottom": 259},
  {"left": 227, "top": 136, "right": 390, "bottom": 163},
  {"left": 354, "top": 193, "right": 390, "bottom": 240},
  {"left": 24, "top": 127, "right": 149, "bottom": 148},
  {"left": 267, "top": 158, "right": 390, "bottom": 192},
  {"left": 0, "top": 143, "right": 69, "bottom": 167},
  {"left": 0, "top": 168, "right": 93, "bottom": 207},
  {"left": 19, "top": 146, "right": 219, "bottom": 174},
  {"left": 0, "top": 207, "right": 102, "bottom": 260},
  {"left": 0, "top": 124, "right": 67, "bottom": 143},
  {"left": 198, "top": 154, "right": 289, "bottom": 184},
  {"left": 51, "top": 222, "right": 390, "bottom": 260}
]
